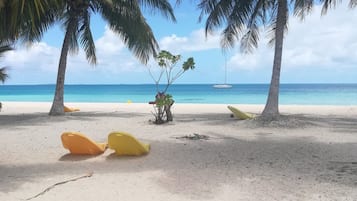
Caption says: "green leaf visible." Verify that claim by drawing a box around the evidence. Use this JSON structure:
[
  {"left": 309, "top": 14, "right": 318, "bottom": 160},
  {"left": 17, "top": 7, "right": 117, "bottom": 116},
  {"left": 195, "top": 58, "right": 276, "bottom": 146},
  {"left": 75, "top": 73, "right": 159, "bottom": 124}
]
[{"left": 182, "top": 57, "right": 195, "bottom": 71}]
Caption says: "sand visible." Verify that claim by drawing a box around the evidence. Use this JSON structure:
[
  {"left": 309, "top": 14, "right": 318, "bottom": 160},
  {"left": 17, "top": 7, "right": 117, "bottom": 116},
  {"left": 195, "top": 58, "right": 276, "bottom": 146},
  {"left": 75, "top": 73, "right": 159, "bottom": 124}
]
[{"left": 0, "top": 102, "right": 356, "bottom": 201}]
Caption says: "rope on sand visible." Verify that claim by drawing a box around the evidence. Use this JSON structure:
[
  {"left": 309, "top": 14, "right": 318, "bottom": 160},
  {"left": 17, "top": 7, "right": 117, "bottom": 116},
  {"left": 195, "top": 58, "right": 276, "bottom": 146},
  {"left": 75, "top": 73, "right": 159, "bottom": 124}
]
[{"left": 26, "top": 172, "right": 93, "bottom": 200}]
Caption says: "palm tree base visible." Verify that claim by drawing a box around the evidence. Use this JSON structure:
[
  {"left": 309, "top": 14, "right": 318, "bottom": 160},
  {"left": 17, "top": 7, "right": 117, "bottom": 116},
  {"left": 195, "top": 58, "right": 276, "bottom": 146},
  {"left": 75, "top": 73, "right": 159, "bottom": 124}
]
[
  {"left": 49, "top": 105, "right": 65, "bottom": 116},
  {"left": 260, "top": 113, "right": 280, "bottom": 121}
]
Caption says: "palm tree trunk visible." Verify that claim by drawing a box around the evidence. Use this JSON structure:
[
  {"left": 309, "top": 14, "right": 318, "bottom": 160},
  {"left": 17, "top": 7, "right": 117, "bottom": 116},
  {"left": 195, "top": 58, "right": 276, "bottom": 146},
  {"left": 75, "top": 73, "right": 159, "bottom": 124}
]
[
  {"left": 49, "top": 19, "right": 76, "bottom": 116},
  {"left": 261, "top": 0, "right": 287, "bottom": 120}
]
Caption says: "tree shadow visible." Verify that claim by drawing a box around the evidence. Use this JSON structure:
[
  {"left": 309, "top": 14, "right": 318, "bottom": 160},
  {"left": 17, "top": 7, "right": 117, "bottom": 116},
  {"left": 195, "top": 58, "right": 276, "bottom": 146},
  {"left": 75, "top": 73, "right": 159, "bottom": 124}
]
[
  {"left": 58, "top": 154, "right": 104, "bottom": 162},
  {"left": 234, "top": 113, "right": 357, "bottom": 131},
  {"left": 1, "top": 136, "right": 356, "bottom": 199},
  {"left": 105, "top": 152, "right": 150, "bottom": 160},
  {"left": 0, "top": 111, "right": 149, "bottom": 129},
  {"left": 173, "top": 112, "right": 240, "bottom": 126}
]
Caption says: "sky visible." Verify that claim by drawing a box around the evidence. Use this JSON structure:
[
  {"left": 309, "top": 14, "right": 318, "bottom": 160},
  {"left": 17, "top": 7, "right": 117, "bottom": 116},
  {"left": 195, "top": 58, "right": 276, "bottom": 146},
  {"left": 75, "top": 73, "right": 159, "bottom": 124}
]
[{"left": 2, "top": 1, "right": 357, "bottom": 85}]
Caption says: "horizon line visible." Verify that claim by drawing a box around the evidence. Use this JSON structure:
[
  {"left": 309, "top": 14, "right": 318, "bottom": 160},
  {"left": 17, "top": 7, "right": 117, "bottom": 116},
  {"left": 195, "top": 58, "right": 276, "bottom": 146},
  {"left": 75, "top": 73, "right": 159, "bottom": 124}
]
[{"left": 2, "top": 82, "right": 357, "bottom": 86}]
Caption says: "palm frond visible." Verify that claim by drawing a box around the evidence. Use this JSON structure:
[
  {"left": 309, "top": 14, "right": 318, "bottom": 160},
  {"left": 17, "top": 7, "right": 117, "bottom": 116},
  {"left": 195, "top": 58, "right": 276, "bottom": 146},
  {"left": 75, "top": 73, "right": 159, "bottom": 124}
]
[
  {"left": 239, "top": 0, "right": 276, "bottom": 53},
  {"left": 0, "top": 0, "right": 63, "bottom": 43},
  {"left": 293, "top": 0, "right": 314, "bottom": 20},
  {"left": 61, "top": 11, "right": 79, "bottom": 55},
  {"left": 267, "top": 16, "right": 289, "bottom": 48},
  {"left": 78, "top": 9, "right": 96, "bottom": 65},
  {"left": 240, "top": 23, "right": 259, "bottom": 53},
  {"left": 137, "top": 0, "right": 176, "bottom": 22},
  {"left": 198, "top": 0, "right": 233, "bottom": 35},
  {"left": 0, "top": 44, "right": 12, "bottom": 56},
  {"left": 221, "top": 0, "right": 257, "bottom": 49},
  {"left": 267, "top": 0, "right": 288, "bottom": 47},
  {"left": 267, "top": 17, "right": 276, "bottom": 47},
  {"left": 101, "top": 0, "right": 158, "bottom": 64},
  {"left": 260, "top": 0, "right": 275, "bottom": 25},
  {"left": 320, "top": 0, "right": 341, "bottom": 15},
  {"left": 220, "top": 22, "right": 242, "bottom": 49},
  {"left": 0, "top": 67, "right": 9, "bottom": 83},
  {"left": 248, "top": 0, "right": 269, "bottom": 27}
]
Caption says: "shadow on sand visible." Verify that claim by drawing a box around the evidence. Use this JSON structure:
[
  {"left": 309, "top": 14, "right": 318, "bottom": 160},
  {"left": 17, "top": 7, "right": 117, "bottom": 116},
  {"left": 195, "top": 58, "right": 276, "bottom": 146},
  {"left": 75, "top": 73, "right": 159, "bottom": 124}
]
[
  {"left": 1, "top": 110, "right": 357, "bottom": 199},
  {"left": 1, "top": 135, "right": 356, "bottom": 199}
]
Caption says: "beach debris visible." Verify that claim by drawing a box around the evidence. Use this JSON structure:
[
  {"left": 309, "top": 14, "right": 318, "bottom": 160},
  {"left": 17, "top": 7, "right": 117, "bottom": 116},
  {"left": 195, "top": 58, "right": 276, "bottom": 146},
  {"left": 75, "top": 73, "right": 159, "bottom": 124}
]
[
  {"left": 26, "top": 172, "right": 93, "bottom": 200},
  {"left": 175, "top": 133, "right": 210, "bottom": 140}
]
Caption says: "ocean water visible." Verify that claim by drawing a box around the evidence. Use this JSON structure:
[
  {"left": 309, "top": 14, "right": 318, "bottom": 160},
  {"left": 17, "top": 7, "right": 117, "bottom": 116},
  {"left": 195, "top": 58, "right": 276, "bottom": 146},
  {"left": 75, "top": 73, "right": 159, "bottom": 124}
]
[{"left": 1, "top": 84, "right": 357, "bottom": 105}]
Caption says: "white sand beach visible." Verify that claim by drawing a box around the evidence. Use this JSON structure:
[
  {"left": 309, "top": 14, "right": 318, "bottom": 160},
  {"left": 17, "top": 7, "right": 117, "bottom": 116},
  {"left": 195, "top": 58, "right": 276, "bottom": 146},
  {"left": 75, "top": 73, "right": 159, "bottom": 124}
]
[{"left": 0, "top": 102, "right": 356, "bottom": 201}]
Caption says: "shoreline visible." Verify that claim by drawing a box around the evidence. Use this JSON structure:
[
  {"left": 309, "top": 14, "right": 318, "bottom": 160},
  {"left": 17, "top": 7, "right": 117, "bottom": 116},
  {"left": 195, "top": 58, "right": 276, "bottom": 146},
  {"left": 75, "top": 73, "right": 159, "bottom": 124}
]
[
  {"left": 1, "top": 101, "right": 357, "bottom": 116},
  {"left": 2, "top": 100, "right": 357, "bottom": 106},
  {"left": 1, "top": 102, "right": 357, "bottom": 200}
]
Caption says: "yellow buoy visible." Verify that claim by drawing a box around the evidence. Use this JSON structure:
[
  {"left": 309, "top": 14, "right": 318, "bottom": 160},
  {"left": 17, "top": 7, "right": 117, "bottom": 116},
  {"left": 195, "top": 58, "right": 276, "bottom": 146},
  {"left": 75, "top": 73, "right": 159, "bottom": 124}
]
[{"left": 127, "top": 100, "right": 132, "bottom": 103}]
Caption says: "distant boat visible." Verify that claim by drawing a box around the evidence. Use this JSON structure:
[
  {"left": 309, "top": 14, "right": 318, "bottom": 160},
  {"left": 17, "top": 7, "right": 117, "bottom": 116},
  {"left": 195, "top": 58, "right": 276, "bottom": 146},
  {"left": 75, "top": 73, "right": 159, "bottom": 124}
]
[
  {"left": 213, "top": 84, "right": 232, "bottom": 88},
  {"left": 213, "top": 56, "right": 232, "bottom": 89}
]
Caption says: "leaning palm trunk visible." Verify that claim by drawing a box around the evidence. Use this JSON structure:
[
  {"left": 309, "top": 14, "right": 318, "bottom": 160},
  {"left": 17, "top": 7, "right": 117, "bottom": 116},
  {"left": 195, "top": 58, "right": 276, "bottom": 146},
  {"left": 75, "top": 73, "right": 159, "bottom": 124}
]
[
  {"left": 49, "top": 19, "right": 76, "bottom": 116},
  {"left": 261, "top": 0, "right": 287, "bottom": 120}
]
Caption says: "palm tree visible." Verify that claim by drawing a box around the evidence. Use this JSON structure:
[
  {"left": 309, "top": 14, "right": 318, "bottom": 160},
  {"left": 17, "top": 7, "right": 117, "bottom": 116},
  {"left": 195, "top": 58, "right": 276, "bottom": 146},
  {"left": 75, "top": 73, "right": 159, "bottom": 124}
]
[
  {"left": 48, "top": 0, "right": 176, "bottom": 115},
  {"left": 197, "top": 0, "right": 291, "bottom": 120},
  {"left": 1, "top": 0, "right": 176, "bottom": 115},
  {"left": 197, "top": 0, "right": 355, "bottom": 120}
]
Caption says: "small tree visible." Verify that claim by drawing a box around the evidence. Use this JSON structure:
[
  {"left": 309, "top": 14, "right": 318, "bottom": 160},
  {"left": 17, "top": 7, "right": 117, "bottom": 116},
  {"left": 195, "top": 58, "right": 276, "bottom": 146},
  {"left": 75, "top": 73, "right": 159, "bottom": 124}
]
[{"left": 149, "top": 50, "right": 195, "bottom": 124}]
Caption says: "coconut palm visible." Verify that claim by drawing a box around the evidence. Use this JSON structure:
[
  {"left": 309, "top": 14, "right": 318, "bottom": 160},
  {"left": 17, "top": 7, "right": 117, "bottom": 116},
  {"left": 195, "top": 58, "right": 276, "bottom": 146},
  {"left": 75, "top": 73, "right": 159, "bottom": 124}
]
[
  {"left": 197, "top": 0, "right": 355, "bottom": 120},
  {"left": 1, "top": 0, "right": 176, "bottom": 115},
  {"left": 48, "top": 0, "right": 175, "bottom": 115},
  {"left": 197, "top": 0, "right": 291, "bottom": 120}
]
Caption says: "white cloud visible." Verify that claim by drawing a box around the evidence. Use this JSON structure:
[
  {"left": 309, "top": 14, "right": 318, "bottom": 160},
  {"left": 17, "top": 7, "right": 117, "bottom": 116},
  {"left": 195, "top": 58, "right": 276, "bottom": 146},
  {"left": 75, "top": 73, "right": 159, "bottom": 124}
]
[
  {"left": 159, "top": 29, "right": 220, "bottom": 53},
  {"left": 283, "top": 5, "right": 357, "bottom": 70},
  {"left": 3, "top": 42, "right": 59, "bottom": 72},
  {"left": 91, "top": 26, "right": 148, "bottom": 74},
  {"left": 2, "top": 26, "right": 148, "bottom": 84},
  {"left": 96, "top": 26, "right": 125, "bottom": 56},
  {"left": 225, "top": 3, "right": 357, "bottom": 74},
  {"left": 68, "top": 26, "right": 144, "bottom": 74},
  {"left": 228, "top": 49, "right": 272, "bottom": 71}
]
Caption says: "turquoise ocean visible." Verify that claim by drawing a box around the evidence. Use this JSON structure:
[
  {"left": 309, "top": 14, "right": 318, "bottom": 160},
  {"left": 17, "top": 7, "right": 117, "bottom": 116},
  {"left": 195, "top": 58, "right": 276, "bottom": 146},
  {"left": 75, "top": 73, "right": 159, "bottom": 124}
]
[{"left": 1, "top": 84, "right": 357, "bottom": 105}]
